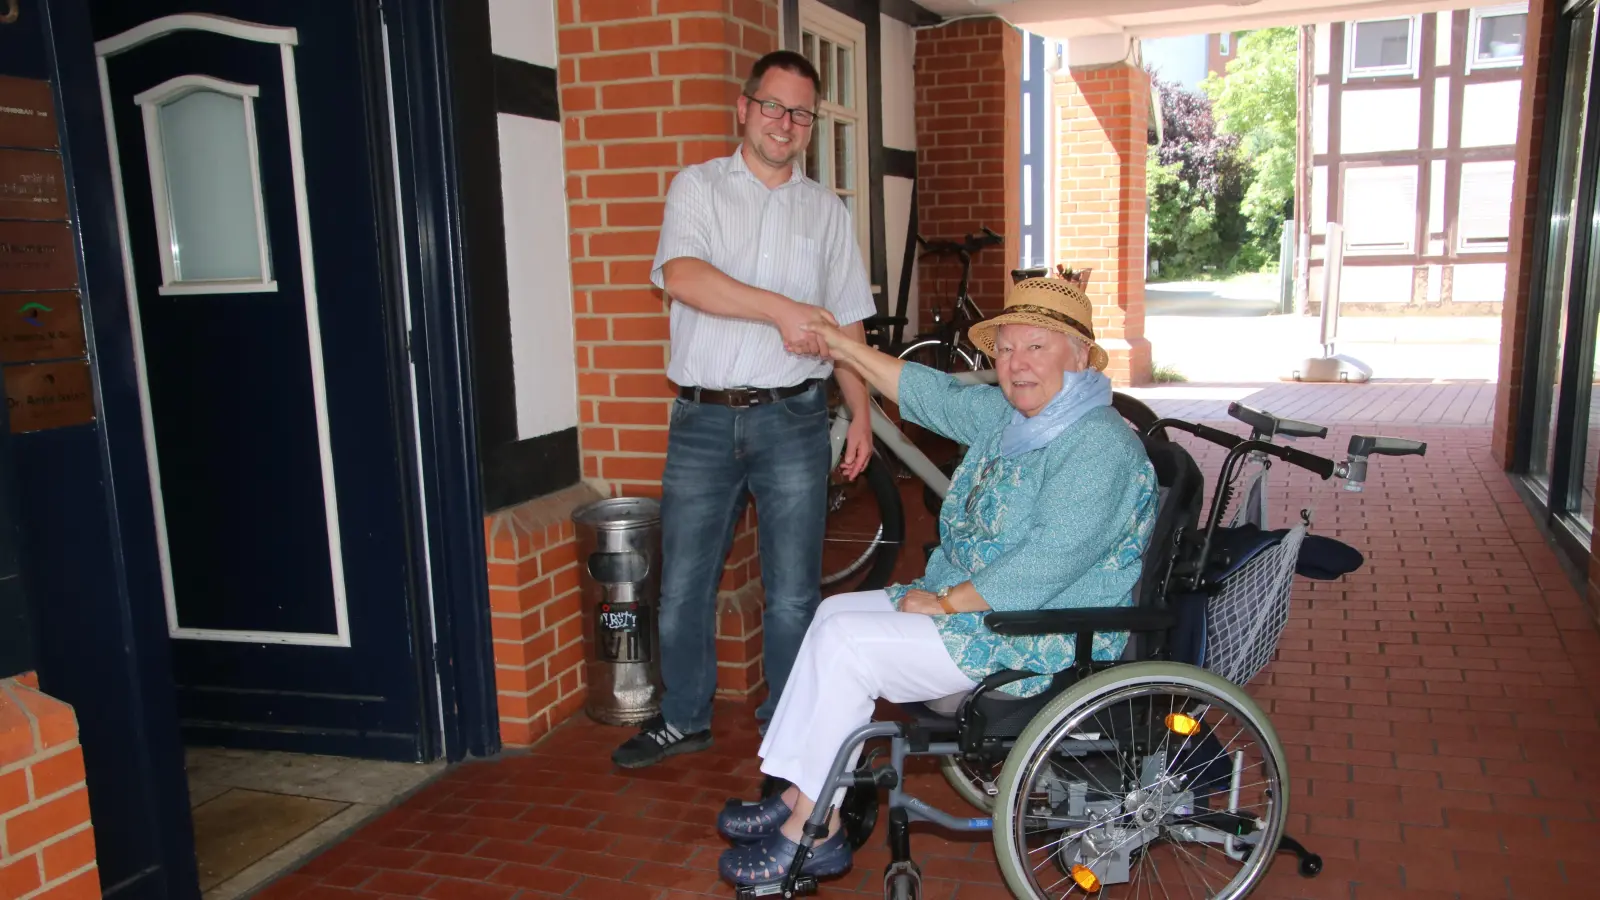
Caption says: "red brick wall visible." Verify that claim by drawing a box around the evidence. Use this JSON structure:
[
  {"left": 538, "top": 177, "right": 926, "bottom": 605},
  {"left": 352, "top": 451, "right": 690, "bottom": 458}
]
[
  {"left": 554, "top": 0, "right": 779, "bottom": 704},
  {"left": 0, "top": 676, "right": 98, "bottom": 900},
  {"left": 913, "top": 17, "right": 1022, "bottom": 319},
  {"left": 486, "top": 486, "right": 598, "bottom": 746},
  {"left": 1052, "top": 63, "right": 1152, "bottom": 387},
  {"left": 1493, "top": 0, "right": 1558, "bottom": 468}
]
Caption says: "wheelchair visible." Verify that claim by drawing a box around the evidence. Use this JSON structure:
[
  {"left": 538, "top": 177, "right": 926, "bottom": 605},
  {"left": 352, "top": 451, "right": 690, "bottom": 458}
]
[{"left": 727, "top": 398, "right": 1427, "bottom": 899}]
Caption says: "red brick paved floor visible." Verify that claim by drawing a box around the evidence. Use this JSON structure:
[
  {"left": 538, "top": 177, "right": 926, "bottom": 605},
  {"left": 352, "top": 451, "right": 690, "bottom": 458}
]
[{"left": 259, "top": 420, "right": 1600, "bottom": 899}]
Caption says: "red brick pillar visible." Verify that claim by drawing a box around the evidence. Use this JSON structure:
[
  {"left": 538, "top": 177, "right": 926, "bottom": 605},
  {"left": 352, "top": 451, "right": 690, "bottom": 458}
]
[
  {"left": 1052, "top": 63, "right": 1152, "bottom": 387},
  {"left": 0, "top": 674, "right": 99, "bottom": 898},
  {"left": 557, "top": 0, "right": 778, "bottom": 701},
  {"left": 913, "top": 17, "right": 1022, "bottom": 318}
]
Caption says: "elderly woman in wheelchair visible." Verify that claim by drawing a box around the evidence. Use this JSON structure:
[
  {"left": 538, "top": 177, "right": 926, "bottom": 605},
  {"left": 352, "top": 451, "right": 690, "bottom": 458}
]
[{"left": 712, "top": 277, "right": 1426, "bottom": 899}]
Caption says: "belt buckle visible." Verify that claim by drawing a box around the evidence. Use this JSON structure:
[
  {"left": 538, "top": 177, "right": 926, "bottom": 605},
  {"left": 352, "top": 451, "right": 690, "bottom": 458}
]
[{"left": 728, "top": 389, "right": 754, "bottom": 409}]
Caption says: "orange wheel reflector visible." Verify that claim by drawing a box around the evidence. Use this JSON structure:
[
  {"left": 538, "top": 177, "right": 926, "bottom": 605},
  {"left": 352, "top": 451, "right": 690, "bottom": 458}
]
[
  {"left": 1070, "top": 864, "right": 1101, "bottom": 892},
  {"left": 1165, "top": 712, "right": 1201, "bottom": 736}
]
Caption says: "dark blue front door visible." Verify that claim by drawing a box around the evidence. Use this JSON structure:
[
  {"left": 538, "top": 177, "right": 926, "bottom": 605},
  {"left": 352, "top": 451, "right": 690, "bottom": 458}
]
[{"left": 92, "top": 1, "right": 430, "bottom": 760}]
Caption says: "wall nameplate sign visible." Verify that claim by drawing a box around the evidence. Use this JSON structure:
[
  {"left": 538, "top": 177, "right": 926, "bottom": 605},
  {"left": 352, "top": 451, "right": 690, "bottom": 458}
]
[
  {"left": 0, "top": 75, "right": 58, "bottom": 150},
  {"left": 0, "top": 149, "right": 65, "bottom": 220},
  {"left": 3, "top": 359, "right": 94, "bottom": 433}
]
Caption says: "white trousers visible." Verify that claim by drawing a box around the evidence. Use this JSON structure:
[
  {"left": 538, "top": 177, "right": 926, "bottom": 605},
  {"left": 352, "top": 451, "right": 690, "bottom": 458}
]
[{"left": 757, "top": 590, "right": 977, "bottom": 805}]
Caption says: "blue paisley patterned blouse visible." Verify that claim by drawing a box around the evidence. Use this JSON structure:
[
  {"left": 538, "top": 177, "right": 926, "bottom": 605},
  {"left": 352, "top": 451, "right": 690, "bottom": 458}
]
[{"left": 885, "top": 363, "right": 1159, "bottom": 697}]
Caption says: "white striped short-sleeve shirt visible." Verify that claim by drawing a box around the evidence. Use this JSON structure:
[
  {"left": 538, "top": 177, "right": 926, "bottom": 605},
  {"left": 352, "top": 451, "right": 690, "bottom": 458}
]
[{"left": 650, "top": 147, "right": 877, "bottom": 390}]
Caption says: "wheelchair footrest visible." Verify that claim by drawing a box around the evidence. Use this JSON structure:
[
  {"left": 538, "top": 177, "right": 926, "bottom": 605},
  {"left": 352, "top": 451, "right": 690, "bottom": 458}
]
[{"left": 735, "top": 875, "right": 818, "bottom": 898}]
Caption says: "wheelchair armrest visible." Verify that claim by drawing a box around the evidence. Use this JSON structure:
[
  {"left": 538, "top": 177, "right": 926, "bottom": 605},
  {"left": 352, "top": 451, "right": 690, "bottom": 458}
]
[{"left": 985, "top": 607, "right": 1177, "bottom": 637}]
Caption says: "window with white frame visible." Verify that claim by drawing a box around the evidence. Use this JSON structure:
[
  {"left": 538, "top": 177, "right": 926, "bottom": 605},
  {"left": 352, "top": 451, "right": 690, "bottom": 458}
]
[
  {"left": 1342, "top": 165, "right": 1419, "bottom": 253},
  {"left": 1457, "top": 160, "right": 1515, "bottom": 251},
  {"left": 134, "top": 75, "right": 275, "bottom": 295},
  {"left": 799, "top": 0, "right": 869, "bottom": 261},
  {"left": 1346, "top": 16, "right": 1420, "bottom": 78},
  {"left": 1468, "top": 4, "right": 1529, "bottom": 71}
]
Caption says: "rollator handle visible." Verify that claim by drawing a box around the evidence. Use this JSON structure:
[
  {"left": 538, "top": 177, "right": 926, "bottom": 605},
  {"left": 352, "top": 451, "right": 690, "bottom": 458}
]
[{"left": 1338, "top": 435, "right": 1427, "bottom": 493}]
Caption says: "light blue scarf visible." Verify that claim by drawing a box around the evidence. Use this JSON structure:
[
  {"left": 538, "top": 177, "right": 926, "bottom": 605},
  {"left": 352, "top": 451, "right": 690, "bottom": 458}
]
[{"left": 998, "top": 368, "right": 1112, "bottom": 457}]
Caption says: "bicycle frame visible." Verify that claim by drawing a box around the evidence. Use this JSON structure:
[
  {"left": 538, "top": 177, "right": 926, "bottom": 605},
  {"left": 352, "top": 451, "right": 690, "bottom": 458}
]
[{"left": 827, "top": 370, "right": 996, "bottom": 499}]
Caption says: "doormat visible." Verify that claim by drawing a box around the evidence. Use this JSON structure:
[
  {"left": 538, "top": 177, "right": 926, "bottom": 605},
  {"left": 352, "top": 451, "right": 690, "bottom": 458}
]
[{"left": 191, "top": 788, "right": 349, "bottom": 891}]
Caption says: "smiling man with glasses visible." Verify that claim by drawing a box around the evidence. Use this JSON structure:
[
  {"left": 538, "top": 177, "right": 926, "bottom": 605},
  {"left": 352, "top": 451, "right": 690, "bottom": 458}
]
[{"left": 612, "top": 50, "right": 876, "bottom": 769}]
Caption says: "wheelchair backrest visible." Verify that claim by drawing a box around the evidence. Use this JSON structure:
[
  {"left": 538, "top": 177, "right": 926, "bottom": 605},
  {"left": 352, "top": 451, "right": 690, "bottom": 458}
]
[{"left": 1125, "top": 435, "right": 1205, "bottom": 657}]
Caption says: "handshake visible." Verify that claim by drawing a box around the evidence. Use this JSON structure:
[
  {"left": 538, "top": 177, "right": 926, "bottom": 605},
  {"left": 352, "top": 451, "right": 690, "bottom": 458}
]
[{"left": 775, "top": 299, "right": 850, "bottom": 360}]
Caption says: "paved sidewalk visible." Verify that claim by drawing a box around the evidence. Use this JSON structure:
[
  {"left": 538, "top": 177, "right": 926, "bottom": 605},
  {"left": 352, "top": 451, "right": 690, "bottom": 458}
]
[{"left": 256, "top": 421, "right": 1600, "bottom": 900}]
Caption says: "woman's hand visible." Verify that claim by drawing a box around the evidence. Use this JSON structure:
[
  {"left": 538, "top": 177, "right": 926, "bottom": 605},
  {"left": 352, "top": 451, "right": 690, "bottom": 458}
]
[
  {"left": 804, "top": 320, "right": 858, "bottom": 359},
  {"left": 898, "top": 583, "right": 990, "bottom": 616},
  {"left": 898, "top": 589, "right": 943, "bottom": 616}
]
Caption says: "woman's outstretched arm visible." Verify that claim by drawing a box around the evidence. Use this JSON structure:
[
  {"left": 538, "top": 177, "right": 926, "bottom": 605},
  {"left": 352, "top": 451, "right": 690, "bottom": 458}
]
[{"left": 807, "top": 321, "right": 907, "bottom": 404}]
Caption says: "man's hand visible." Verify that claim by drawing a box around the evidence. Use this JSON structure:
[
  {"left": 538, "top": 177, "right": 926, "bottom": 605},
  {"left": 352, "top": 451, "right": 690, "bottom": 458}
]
[
  {"left": 898, "top": 589, "right": 943, "bottom": 616},
  {"left": 838, "top": 414, "right": 871, "bottom": 480},
  {"left": 769, "top": 298, "right": 837, "bottom": 358}
]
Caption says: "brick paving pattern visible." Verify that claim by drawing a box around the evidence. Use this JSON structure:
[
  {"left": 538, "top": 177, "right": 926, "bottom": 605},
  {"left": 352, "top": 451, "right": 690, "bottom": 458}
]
[{"left": 260, "top": 412, "right": 1600, "bottom": 899}]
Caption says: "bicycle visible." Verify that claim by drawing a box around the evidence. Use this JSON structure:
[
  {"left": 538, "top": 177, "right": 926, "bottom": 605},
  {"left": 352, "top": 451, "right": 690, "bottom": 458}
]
[{"left": 864, "top": 226, "right": 1004, "bottom": 372}]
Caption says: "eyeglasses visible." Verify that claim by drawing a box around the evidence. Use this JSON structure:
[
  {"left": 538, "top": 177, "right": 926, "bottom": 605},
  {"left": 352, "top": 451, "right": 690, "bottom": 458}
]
[{"left": 744, "top": 94, "right": 816, "bottom": 127}]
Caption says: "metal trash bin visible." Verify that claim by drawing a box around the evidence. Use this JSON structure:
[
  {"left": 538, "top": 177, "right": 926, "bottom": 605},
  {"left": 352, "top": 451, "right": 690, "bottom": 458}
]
[{"left": 573, "top": 496, "right": 663, "bottom": 726}]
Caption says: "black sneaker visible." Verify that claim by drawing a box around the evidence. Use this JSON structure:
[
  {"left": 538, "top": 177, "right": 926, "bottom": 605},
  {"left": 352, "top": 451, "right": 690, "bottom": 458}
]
[{"left": 611, "top": 715, "right": 712, "bottom": 769}]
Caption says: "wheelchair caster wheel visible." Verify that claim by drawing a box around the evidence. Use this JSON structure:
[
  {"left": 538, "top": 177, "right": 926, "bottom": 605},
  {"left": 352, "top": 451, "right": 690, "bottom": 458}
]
[{"left": 1299, "top": 854, "right": 1323, "bottom": 878}]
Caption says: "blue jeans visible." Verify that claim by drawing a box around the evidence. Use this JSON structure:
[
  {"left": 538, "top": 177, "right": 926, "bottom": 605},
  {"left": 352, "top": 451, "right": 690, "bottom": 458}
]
[{"left": 657, "top": 380, "right": 832, "bottom": 732}]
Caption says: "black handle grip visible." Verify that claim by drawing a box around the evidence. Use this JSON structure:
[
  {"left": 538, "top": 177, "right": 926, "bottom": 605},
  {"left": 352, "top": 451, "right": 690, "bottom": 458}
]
[
  {"left": 1348, "top": 435, "right": 1428, "bottom": 457},
  {"left": 1227, "top": 402, "right": 1328, "bottom": 440},
  {"left": 1149, "top": 417, "right": 1244, "bottom": 450},
  {"left": 1265, "top": 442, "right": 1338, "bottom": 479}
]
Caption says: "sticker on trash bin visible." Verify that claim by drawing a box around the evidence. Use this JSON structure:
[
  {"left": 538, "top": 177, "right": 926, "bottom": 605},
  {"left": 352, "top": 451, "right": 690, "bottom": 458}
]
[{"left": 597, "top": 602, "right": 652, "bottom": 663}]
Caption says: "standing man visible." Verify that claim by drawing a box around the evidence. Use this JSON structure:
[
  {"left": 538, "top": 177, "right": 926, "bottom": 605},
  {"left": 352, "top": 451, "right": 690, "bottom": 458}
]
[{"left": 611, "top": 50, "right": 876, "bottom": 768}]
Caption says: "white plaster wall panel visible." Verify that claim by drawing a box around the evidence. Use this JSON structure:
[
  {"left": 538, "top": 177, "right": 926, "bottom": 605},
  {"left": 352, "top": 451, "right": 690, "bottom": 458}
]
[
  {"left": 489, "top": 0, "right": 557, "bottom": 68},
  {"left": 1339, "top": 88, "right": 1421, "bottom": 154},
  {"left": 1339, "top": 264, "right": 1413, "bottom": 303},
  {"left": 1312, "top": 165, "right": 1328, "bottom": 234},
  {"left": 880, "top": 14, "right": 916, "bottom": 150},
  {"left": 1432, "top": 77, "right": 1449, "bottom": 149},
  {"left": 1429, "top": 158, "right": 1447, "bottom": 235},
  {"left": 1452, "top": 263, "right": 1508, "bottom": 303},
  {"left": 1314, "top": 24, "right": 1330, "bottom": 76},
  {"left": 498, "top": 113, "right": 578, "bottom": 439},
  {"left": 1435, "top": 11, "right": 1452, "bottom": 68},
  {"left": 1313, "top": 83, "right": 1329, "bottom": 155},
  {"left": 1460, "top": 80, "right": 1521, "bottom": 147}
]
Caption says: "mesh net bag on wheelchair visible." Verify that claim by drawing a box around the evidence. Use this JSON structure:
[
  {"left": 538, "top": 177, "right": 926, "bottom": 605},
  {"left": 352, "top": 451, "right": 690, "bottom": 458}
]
[{"left": 1203, "top": 524, "right": 1306, "bottom": 685}]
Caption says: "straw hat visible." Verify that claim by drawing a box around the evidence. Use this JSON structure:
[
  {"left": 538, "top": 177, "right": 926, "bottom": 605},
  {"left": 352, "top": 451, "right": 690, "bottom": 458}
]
[{"left": 968, "top": 277, "right": 1109, "bottom": 371}]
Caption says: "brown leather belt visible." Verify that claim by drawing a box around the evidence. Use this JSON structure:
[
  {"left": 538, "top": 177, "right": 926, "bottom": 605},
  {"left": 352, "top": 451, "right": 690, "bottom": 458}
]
[{"left": 678, "top": 379, "right": 820, "bottom": 408}]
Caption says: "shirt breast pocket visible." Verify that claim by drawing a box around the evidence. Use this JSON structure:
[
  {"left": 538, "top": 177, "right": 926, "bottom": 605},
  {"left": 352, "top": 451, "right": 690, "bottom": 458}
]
[{"left": 785, "top": 235, "right": 822, "bottom": 304}]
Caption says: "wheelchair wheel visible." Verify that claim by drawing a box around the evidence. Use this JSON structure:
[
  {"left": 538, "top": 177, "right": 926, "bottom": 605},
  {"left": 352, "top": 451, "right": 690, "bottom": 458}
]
[
  {"left": 939, "top": 754, "right": 1000, "bottom": 812},
  {"left": 992, "top": 662, "right": 1288, "bottom": 899}
]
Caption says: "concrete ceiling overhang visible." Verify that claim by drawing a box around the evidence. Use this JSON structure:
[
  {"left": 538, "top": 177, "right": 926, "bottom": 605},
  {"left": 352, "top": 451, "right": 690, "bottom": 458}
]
[{"left": 915, "top": 0, "right": 1501, "bottom": 42}]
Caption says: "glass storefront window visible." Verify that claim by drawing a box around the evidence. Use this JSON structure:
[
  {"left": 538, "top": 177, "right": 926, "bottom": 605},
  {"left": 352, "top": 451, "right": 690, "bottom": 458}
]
[{"left": 1528, "top": 5, "right": 1596, "bottom": 498}]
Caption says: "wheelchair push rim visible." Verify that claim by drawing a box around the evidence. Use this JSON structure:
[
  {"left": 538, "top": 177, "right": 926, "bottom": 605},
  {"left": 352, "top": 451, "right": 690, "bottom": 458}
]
[{"left": 993, "top": 662, "right": 1289, "bottom": 900}]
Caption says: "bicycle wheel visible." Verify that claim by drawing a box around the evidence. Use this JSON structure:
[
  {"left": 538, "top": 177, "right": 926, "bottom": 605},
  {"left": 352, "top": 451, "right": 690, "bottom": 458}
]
[
  {"left": 940, "top": 753, "right": 1002, "bottom": 812},
  {"left": 820, "top": 447, "right": 904, "bottom": 593},
  {"left": 992, "top": 662, "right": 1288, "bottom": 900}
]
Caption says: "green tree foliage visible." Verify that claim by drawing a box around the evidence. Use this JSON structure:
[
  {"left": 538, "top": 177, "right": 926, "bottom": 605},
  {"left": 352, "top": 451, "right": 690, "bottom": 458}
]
[{"left": 1203, "top": 27, "right": 1299, "bottom": 246}]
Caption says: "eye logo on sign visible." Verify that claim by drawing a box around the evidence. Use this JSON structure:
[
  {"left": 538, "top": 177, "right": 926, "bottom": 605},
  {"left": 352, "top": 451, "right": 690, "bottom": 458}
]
[{"left": 18, "top": 301, "right": 49, "bottom": 327}]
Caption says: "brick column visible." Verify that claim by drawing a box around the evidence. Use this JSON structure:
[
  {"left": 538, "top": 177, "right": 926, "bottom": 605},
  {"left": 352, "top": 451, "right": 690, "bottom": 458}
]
[
  {"left": 1052, "top": 63, "right": 1152, "bottom": 387},
  {"left": 556, "top": 0, "right": 778, "bottom": 702},
  {"left": 0, "top": 674, "right": 98, "bottom": 899},
  {"left": 913, "top": 17, "right": 1022, "bottom": 318}
]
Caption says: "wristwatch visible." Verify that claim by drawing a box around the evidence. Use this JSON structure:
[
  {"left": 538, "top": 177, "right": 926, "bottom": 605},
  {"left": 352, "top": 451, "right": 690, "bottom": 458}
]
[{"left": 936, "top": 586, "right": 956, "bottom": 614}]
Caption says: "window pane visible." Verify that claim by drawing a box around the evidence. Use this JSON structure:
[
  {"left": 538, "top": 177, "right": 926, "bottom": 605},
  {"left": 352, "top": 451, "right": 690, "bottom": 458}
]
[
  {"left": 158, "top": 90, "right": 264, "bottom": 282},
  {"left": 1478, "top": 13, "right": 1527, "bottom": 62},
  {"left": 1352, "top": 18, "right": 1412, "bottom": 70},
  {"left": 805, "top": 116, "right": 827, "bottom": 185},
  {"left": 802, "top": 32, "right": 817, "bottom": 67},
  {"left": 834, "top": 119, "right": 853, "bottom": 190},
  {"left": 1341, "top": 166, "right": 1417, "bottom": 250},
  {"left": 819, "top": 38, "right": 835, "bottom": 103},
  {"left": 836, "top": 44, "right": 853, "bottom": 108},
  {"left": 1529, "top": 7, "right": 1596, "bottom": 492},
  {"left": 1457, "top": 161, "right": 1514, "bottom": 247}
]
